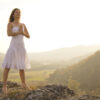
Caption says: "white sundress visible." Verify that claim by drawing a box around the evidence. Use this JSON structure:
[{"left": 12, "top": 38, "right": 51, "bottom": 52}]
[{"left": 1, "top": 23, "right": 31, "bottom": 70}]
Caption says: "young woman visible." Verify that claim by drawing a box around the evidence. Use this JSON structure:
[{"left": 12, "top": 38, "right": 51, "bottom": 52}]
[{"left": 1, "top": 8, "right": 31, "bottom": 95}]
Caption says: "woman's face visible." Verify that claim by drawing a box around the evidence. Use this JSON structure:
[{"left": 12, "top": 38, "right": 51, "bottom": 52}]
[{"left": 13, "top": 9, "right": 21, "bottom": 19}]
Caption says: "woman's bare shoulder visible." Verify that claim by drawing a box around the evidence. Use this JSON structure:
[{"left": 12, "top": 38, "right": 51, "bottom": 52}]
[
  {"left": 7, "top": 22, "right": 13, "bottom": 27},
  {"left": 20, "top": 23, "right": 25, "bottom": 26},
  {"left": 20, "top": 23, "right": 27, "bottom": 28}
]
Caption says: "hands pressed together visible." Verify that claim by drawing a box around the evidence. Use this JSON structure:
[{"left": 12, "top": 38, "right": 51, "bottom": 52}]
[{"left": 19, "top": 24, "right": 24, "bottom": 35}]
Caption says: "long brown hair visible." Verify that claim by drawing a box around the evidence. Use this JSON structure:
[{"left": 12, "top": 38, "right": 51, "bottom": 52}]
[{"left": 9, "top": 8, "right": 20, "bottom": 23}]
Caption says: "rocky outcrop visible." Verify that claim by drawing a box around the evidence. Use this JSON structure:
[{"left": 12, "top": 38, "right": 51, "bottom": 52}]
[
  {"left": 23, "top": 84, "right": 75, "bottom": 100},
  {"left": 0, "top": 81, "right": 100, "bottom": 100},
  {"left": 0, "top": 81, "right": 75, "bottom": 100}
]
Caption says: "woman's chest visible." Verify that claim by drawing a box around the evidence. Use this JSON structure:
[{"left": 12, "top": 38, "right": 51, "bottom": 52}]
[{"left": 12, "top": 26, "right": 19, "bottom": 32}]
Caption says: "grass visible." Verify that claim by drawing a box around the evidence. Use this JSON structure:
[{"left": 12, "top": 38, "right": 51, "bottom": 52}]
[{"left": 6, "top": 69, "right": 55, "bottom": 84}]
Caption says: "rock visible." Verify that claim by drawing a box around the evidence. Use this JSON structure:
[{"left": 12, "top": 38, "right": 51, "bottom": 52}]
[
  {"left": 0, "top": 81, "right": 20, "bottom": 88},
  {"left": 78, "top": 95, "right": 90, "bottom": 100},
  {"left": 92, "top": 96, "right": 100, "bottom": 100},
  {"left": 78, "top": 95, "right": 100, "bottom": 100},
  {"left": 23, "top": 84, "right": 75, "bottom": 100}
]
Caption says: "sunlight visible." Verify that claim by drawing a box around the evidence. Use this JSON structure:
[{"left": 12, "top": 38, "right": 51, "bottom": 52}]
[{"left": 0, "top": 0, "right": 100, "bottom": 53}]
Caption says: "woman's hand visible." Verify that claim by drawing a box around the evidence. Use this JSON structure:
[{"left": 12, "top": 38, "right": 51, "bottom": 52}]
[
  {"left": 21, "top": 24, "right": 30, "bottom": 38},
  {"left": 19, "top": 24, "right": 24, "bottom": 35}
]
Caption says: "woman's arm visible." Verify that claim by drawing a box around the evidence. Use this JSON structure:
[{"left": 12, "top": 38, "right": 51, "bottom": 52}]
[
  {"left": 7, "top": 23, "right": 21, "bottom": 36},
  {"left": 22, "top": 24, "right": 30, "bottom": 38}
]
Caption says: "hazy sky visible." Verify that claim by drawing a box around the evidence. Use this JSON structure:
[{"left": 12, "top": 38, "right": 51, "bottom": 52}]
[{"left": 0, "top": 0, "right": 100, "bottom": 53}]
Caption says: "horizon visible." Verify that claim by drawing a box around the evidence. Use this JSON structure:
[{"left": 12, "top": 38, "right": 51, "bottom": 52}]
[{"left": 1, "top": 44, "right": 100, "bottom": 54}]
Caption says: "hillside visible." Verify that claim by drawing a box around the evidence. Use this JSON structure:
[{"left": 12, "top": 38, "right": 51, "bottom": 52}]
[{"left": 47, "top": 50, "right": 100, "bottom": 90}]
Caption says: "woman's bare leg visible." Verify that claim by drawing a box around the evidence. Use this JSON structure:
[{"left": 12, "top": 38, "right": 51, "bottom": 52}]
[
  {"left": 19, "top": 69, "right": 31, "bottom": 90},
  {"left": 2, "top": 67, "right": 10, "bottom": 95}
]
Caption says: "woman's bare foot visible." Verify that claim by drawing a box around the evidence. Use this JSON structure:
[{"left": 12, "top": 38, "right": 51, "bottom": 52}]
[
  {"left": 21, "top": 83, "right": 31, "bottom": 90},
  {"left": 2, "top": 85, "right": 7, "bottom": 96}
]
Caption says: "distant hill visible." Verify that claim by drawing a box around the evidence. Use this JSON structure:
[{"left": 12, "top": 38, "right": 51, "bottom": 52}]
[
  {"left": 47, "top": 50, "right": 100, "bottom": 90},
  {"left": 0, "top": 45, "right": 100, "bottom": 70},
  {"left": 28, "top": 45, "right": 100, "bottom": 62}
]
